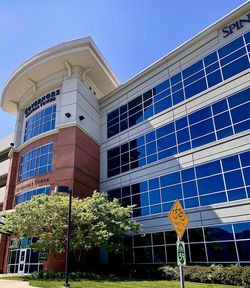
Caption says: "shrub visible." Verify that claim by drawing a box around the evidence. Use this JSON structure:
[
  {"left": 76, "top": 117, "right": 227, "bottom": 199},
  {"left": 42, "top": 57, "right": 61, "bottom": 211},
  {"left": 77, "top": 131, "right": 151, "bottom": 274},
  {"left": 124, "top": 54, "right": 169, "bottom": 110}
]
[
  {"left": 184, "top": 265, "right": 212, "bottom": 283},
  {"left": 242, "top": 266, "right": 250, "bottom": 288},
  {"left": 159, "top": 266, "right": 179, "bottom": 280}
]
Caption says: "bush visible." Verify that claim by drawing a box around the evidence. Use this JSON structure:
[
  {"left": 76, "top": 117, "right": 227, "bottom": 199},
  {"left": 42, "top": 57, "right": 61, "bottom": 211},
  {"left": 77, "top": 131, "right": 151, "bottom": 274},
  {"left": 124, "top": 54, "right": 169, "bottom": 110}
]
[
  {"left": 242, "top": 266, "right": 250, "bottom": 288},
  {"left": 31, "top": 264, "right": 250, "bottom": 286},
  {"left": 185, "top": 265, "right": 212, "bottom": 283},
  {"left": 159, "top": 266, "right": 179, "bottom": 280}
]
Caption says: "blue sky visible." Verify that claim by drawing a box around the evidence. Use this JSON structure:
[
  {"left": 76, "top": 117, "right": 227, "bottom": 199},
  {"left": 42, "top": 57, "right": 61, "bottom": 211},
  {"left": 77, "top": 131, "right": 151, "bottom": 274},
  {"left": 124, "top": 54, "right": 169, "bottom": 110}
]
[{"left": 0, "top": 0, "right": 247, "bottom": 139}]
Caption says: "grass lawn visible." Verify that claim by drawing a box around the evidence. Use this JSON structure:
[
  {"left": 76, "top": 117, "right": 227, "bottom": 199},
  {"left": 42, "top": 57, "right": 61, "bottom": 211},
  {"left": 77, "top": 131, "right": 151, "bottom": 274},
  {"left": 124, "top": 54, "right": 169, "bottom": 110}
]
[
  {"left": 1, "top": 277, "right": 242, "bottom": 288},
  {"left": 27, "top": 279, "right": 241, "bottom": 288}
]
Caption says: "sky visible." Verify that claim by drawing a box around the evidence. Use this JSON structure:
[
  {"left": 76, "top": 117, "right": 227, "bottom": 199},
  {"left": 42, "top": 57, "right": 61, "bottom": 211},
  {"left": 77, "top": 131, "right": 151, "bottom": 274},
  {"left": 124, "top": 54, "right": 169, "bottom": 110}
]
[{"left": 0, "top": 0, "right": 247, "bottom": 139}]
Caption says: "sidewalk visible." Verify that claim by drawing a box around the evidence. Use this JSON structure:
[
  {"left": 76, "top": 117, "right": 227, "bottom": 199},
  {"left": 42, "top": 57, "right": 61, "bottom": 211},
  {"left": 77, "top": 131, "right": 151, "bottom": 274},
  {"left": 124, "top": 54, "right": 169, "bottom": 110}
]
[{"left": 0, "top": 279, "right": 37, "bottom": 288}]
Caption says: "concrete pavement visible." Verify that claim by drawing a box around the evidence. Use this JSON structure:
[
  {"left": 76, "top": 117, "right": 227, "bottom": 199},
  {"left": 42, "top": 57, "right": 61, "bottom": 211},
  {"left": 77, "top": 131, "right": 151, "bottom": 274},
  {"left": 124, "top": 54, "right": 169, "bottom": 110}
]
[{"left": 0, "top": 279, "right": 37, "bottom": 288}]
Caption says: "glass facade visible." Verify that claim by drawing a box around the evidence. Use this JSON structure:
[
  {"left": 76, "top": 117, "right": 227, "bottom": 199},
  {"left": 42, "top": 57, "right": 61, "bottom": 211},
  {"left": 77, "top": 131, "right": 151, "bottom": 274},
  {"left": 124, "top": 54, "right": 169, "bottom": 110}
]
[
  {"left": 16, "top": 186, "right": 50, "bottom": 205},
  {"left": 107, "top": 87, "right": 250, "bottom": 177},
  {"left": 107, "top": 32, "right": 250, "bottom": 138},
  {"left": 24, "top": 105, "right": 56, "bottom": 142},
  {"left": 19, "top": 143, "right": 53, "bottom": 182},
  {"left": 108, "top": 150, "right": 250, "bottom": 217},
  {"left": 124, "top": 221, "right": 250, "bottom": 264},
  {"left": 7, "top": 238, "right": 43, "bottom": 274}
]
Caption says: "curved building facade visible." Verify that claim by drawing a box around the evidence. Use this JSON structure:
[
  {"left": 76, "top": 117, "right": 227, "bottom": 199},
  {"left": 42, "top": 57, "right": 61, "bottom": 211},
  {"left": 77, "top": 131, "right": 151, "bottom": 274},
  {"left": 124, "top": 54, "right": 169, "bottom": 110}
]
[{"left": 1, "top": 2, "right": 250, "bottom": 273}]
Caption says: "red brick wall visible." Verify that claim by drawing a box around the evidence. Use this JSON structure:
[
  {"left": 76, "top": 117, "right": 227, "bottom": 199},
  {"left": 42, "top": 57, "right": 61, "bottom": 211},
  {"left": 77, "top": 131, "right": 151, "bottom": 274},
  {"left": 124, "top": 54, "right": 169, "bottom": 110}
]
[{"left": 0, "top": 126, "right": 100, "bottom": 273}]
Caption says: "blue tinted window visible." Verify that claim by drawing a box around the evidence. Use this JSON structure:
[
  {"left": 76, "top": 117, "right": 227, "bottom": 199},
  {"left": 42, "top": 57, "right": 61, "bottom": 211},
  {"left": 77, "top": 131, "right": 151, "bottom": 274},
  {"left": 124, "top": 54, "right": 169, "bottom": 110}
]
[
  {"left": 149, "top": 189, "right": 161, "bottom": 205},
  {"left": 178, "top": 142, "right": 191, "bottom": 153},
  {"left": 153, "top": 80, "right": 170, "bottom": 95},
  {"left": 196, "top": 160, "right": 221, "bottom": 178},
  {"left": 228, "top": 188, "right": 246, "bottom": 201},
  {"left": 24, "top": 105, "right": 56, "bottom": 142},
  {"left": 181, "top": 168, "right": 195, "bottom": 182},
  {"left": 177, "top": 128, "right": 189, "bottom": 144},
  {"left": 146, "top": 142, "right": 157, "bottom": 155},
  {"left": 240, "top": 151, "right": 250, "bottom": 166},
  {"left": 176, "top": 116, "right": 188, "bottom": 130},
  {"left": 19, "top": 144, "right": 53, "bottom": 182},
  {"left": 214, "top": 112, "right": 231, "bottom": 130},
  {"left": 161, "top": 185, "right": 182, "bottom": 202},
  {"left": 185, "top": 78, "right": 207, "bottom": 99},
  {"left": 221, "top": 155, "right": 240, "bottom": 171},
  {"left": 156, "top": 123, "right": 175, "bottom": 138},
  {"left": 192, "top": 133, "right": 216, "bottom": 148},
  {"left": 228, "top": 88, "right": 250, "bottom": 108},
  {"left": 198, "top": 175, "right": 225, "bottom": 195},
  {"left": 182, "top": 181, "right": 197, "bottom": 198},
  {"left": 204, "top": 52, "right": 218, "bottom": 66},
  {"left": 182, "top": 60, "right": 203, "bottom": 79},
  {"left": 151, "top": 205, "right": 162, "bottom": 214},
  {"left": 160, "top": 172, "right": 180, "bottom": 187},
  {"left": 157, "top": 134, "right": 176, "bottom": 151},
  {"left": 190, "top": 119, "right": 214, "bottom": 139},
  {"left": 16, "top": 186, "right": 50, "bottom": 204},
  {"left": 154, "top": 97, "right": 172, "bottom": 114},
  {"left": 243, "top": 167, "right": 250, "bottom": 185},
  {"left": 216, "top": 127, "right": 233, "bottom": 140},
  {"left": 146, "top": 131, "right": 156, "bottom": 143},
  {"left": 220, "top": 47, "right": 247, "bottom": 66},
  {"left": 231, "top": 102, "right": 250, "bottom": 123},
  {"left": 207, "top": 71, "right": 222, "bottom": 88},
  {"left": 200, "top": 192, "right": 227, "bottom": 206},
  {"left": 221, "top": 55, "right": 250, "bottom": 80},
  {"left": 107, "top": 34, "right": 250, "bottom": 139},
  {"left": 234, "top": 222, "right": 250, "bottom": 239},
  {"left": 185, "top": 197, "right": 199, "bottom": 208},
  {"left": 149, "top": 178, "right": 159, "bottom": 190},
  {"left": 172, "top": 90, "right": 184, "bottom": 105},
  {"left": 205, "top": 62, "right": 220, "bottom": 74},
  {"left": 218, "top": 37, "right": 244, "bottom": 58},
  {"left": 225, "top": 170, "right": 244, "bottom": 189},
  {"left": 158, "top": 147, "right": 177, "bottom": 160},
  {"left": 170, "top": 73, "right": 182, "bottom": 85},
  {"left": 189, "top": 107, "right": 211, "bottom": 124},
  {"left": 244, "top": 32, "right": 250, "bottom": 44},
  {"left": 234, "top": 119, "right": 250, "bottom": 133}
]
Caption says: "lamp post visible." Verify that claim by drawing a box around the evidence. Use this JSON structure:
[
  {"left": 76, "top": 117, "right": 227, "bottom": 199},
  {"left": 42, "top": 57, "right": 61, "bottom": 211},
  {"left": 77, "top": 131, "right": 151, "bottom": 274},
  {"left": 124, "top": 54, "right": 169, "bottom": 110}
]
[{"left": 55, "top": 185, "right": 72, "bottom": 288}]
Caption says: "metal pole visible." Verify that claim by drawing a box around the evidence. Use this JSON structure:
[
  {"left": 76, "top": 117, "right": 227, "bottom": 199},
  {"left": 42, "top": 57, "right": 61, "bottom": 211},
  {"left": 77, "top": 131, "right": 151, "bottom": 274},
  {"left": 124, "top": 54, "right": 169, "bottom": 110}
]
[
  {"left": 64, "top": 189, "right": 72, "bottom": 288},
  {"left": 178, "top": 236, "right": 185, "bottom": 288}
]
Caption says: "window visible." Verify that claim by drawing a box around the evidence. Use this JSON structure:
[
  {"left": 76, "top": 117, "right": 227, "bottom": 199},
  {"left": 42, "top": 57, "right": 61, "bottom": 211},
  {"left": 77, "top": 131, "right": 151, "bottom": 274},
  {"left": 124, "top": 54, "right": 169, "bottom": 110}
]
[
  {"left": 107, "top": 32, "right": 250, "bottom": 139},
  {"left": 16, "top": 187, "right": 50, "bottom": 205},
  {"left": 108, "top": 87, "right": 250, "bottom": 178},
  {"left": 19, "top": 144, "right": 53, "bottom": 181},
  {"left": 24, "top": 105, "right": 56, "bottom": 142}
]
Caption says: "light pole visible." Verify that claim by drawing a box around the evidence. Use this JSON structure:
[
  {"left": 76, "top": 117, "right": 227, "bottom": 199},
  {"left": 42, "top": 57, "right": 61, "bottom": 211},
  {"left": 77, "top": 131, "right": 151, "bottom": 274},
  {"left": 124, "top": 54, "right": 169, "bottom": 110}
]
[{"left": 55, "top": 185, "right": 72, "bottom": 288}]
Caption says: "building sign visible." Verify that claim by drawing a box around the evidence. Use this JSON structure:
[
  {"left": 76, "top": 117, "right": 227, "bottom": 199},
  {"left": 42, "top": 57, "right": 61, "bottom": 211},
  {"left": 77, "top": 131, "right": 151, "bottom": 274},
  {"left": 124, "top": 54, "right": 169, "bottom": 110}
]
[
  {"left": 25, "top": 89, "right": 60, "bottom": 118},
  {"left": 16, "top": 178, "right": 50, "bottom": 193},
  {"left": 168, "top": 200, "right": 189, "bottom": 240},
  {"left": 222, "top": 13, "right": 250, "bottom": 38}
]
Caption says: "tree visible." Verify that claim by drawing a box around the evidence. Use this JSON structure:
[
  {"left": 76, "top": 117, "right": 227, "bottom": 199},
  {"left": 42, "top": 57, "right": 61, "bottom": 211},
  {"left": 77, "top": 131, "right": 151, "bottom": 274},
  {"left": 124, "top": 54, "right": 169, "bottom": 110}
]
[{"left": 4, "top": 191, "right": 140, "bottom": 265}]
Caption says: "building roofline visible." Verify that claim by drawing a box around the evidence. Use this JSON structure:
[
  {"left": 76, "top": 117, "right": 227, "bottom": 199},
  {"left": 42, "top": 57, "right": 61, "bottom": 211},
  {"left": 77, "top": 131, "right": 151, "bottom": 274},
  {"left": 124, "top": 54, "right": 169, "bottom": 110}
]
[{"left": 1, "top": 37, "right": 120, "bottom": 114}]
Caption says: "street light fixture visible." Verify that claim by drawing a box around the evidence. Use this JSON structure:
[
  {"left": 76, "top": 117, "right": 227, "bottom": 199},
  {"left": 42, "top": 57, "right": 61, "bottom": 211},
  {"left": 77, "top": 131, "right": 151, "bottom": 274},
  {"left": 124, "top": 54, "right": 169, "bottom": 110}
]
[{"left": 55, "top": 185, "right": 72, "bottom": 288}]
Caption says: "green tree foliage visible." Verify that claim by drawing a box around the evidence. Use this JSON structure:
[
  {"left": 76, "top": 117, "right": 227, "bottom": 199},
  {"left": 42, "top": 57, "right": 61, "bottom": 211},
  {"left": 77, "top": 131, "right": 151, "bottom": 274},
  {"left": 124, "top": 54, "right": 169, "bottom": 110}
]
[{"left": 4, "top": 191, "right": 140, "bottom": 263}]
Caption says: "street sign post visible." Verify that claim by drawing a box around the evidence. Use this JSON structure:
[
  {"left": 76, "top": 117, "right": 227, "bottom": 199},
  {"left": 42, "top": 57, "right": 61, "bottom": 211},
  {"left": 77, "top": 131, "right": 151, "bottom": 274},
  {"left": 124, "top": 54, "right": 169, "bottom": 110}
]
[{"left": 168, "top": 200, "right": 189, "bottom": 288}]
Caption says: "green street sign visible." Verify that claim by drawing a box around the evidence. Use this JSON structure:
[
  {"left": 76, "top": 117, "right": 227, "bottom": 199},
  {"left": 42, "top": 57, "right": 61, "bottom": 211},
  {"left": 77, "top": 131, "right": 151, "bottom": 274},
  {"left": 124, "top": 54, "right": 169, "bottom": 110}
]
[{"left": 177, "top": 241, "right": 186, "bottom": 266}]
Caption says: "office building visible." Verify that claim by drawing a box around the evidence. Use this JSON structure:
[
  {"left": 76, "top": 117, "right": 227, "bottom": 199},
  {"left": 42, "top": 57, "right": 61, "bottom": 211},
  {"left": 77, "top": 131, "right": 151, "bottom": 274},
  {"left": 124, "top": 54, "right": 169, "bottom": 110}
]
[{"left": 0, "top": 2, "right": 250, "bottom": 273}]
